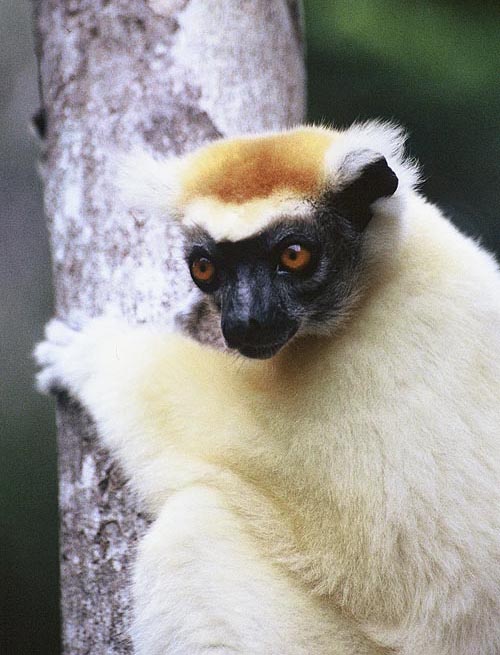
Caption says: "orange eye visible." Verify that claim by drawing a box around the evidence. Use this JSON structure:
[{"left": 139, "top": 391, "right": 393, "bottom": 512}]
[
  {"left": 191, "top": 257, "right": 216, "bottom": 284},
  {"left": 279, "top": 244, "right": 312, "bottom": 272}
]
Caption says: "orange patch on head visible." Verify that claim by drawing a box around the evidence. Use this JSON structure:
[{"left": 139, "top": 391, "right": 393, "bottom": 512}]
[{"left": 179, "top": 127, "right": 337, "bottom": 206}]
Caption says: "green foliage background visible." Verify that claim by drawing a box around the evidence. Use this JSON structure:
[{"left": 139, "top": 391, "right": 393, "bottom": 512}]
[
  {"left": 307, "top": 0, "right": 499, "bottom": 252},
  {"left": 1, "top": 2, "right": 498, "bottom": 653}
]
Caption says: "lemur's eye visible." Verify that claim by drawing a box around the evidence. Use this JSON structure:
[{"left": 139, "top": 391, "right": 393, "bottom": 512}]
[
  {"left": 279, "top": 244, "right": 312, "bottom": 273},
  {"left": 191, "top": 257, "right": 216, "bottom": 285}
]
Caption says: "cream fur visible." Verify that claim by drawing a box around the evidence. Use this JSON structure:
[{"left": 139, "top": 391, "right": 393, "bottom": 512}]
[{"left": 37, "top": 128, "right": 500, "bottom": 654}]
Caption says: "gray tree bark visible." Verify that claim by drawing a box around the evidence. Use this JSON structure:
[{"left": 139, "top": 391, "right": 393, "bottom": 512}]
[{"left": 34, "top": 1, "right": 305, "bottom": 652}]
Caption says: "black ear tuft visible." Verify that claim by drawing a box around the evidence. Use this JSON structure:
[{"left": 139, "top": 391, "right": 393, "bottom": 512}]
[{"left": 330, "top": 156, "right": 399, "bottom": 231}]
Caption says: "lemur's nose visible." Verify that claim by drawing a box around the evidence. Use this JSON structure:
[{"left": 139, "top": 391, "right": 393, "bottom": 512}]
[
  {"left": 245, "top": 318, "right": 263, "bottom": 340},
  {"left": 222, "top": 316, "right": 266, "bottom": 349}
]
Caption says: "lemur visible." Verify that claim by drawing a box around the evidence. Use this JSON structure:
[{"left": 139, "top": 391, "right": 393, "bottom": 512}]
[{"left": 36, "top": 122, "right": 500, "bottom": 655}]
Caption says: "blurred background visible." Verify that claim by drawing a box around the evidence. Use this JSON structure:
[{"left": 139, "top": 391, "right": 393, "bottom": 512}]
[{"left": 1, "top": 1, "right": 498, "bottom": 653}]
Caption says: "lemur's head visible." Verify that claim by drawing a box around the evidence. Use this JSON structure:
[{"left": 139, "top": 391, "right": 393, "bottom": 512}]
[{"left": 122, "top": 122, "right": 419, "bottom": 358}]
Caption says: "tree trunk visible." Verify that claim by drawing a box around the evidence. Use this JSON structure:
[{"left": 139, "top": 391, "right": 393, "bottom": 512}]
[{"left": 34, "top": 1, "right": 305, "bottom": 652}]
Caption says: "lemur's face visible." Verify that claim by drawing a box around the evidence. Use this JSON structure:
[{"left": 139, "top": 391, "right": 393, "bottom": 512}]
[
  {"left": 183, "top": 153, "right": 399, "bottom": 359},
  {"left": 185, "top": 201, "right": 364, "bottom": 359},
  {"left": 121, "top": 125, "right": 406, "bottom": 358}
]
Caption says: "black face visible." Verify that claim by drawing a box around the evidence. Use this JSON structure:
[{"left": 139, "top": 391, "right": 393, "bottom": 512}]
[
  {"left": 184, "top": 156, "right": 398, "bottom": 359},
  {"left": 184, "top": 209, "right": 360, "bottom": 358}
]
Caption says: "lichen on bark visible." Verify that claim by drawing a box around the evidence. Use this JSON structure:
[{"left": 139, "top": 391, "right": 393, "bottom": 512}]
[{"left": 34, "top": 1, "right": 305, "bottom": 651}]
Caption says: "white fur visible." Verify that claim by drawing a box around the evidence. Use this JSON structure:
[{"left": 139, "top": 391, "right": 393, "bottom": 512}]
[
  {"left": 114, "top": 147, "right": 183, "bottom": 216},
  {"left": 37, "top": 137, "right": 500, "bottom": 654},
  {"left": 324, "top": 120, "right": 420, "bottom": 195},
  {"left": 181, "top": 196, "right": 314, "bottom": 242}
]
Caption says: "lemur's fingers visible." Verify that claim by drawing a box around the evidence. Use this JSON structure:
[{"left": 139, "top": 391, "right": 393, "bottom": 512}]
[
  {"left": 34, "top": 319, "right": 80, "bottom": 395},
  {"left": 34, "top": 316, "right": 96, "bottom": 396},
  {"left": 35, "top": 365, "right": 66, "bottom": 395},
  {"left": 45, "top": 317, "right": 81, "bottom": 346},
  {"left": 35, "top": 318, "right": 82, "bottom": 362},
  {"left": 34, "top": 350, "right": 68, "bottom": 395},
  {"left": 33, "top": 339, "right": 58, "bottom": 367}
]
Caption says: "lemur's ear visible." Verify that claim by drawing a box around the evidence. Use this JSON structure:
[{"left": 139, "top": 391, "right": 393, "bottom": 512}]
[
  {"left": 323, "top": 121, "right": 420, "bottom": 230},
  {"left": 330, "top": 155, "right": 399, "bottom": 230}
]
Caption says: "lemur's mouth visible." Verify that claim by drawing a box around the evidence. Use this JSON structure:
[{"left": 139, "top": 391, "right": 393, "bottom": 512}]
[
  {"left": 235, "top": 328, "right": 298, "bottom": 359},
  {"left": 237, "top": 343, "right": 284, "bottom": 359}
]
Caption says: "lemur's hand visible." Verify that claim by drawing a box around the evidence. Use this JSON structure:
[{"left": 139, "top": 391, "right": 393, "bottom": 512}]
[
  {"left": 34, "top": 295, "right": 204, "bottom": 398},
  {"left": 34, "top": 315, "right": 124, "bottom": 396},
  {"left": 34, "top": 317, "right": 82, "bottom": 395}
]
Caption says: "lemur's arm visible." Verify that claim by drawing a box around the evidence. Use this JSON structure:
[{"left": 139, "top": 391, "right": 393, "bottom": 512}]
[
  {"left": 132, "top": 484, "right": 380, "bottom": 655},
  {"left": 35, "top": 316, "right": 380, "bottom": 655},
  {"left": 35, "top": 316, "right": 242, "bottom": 514}
]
